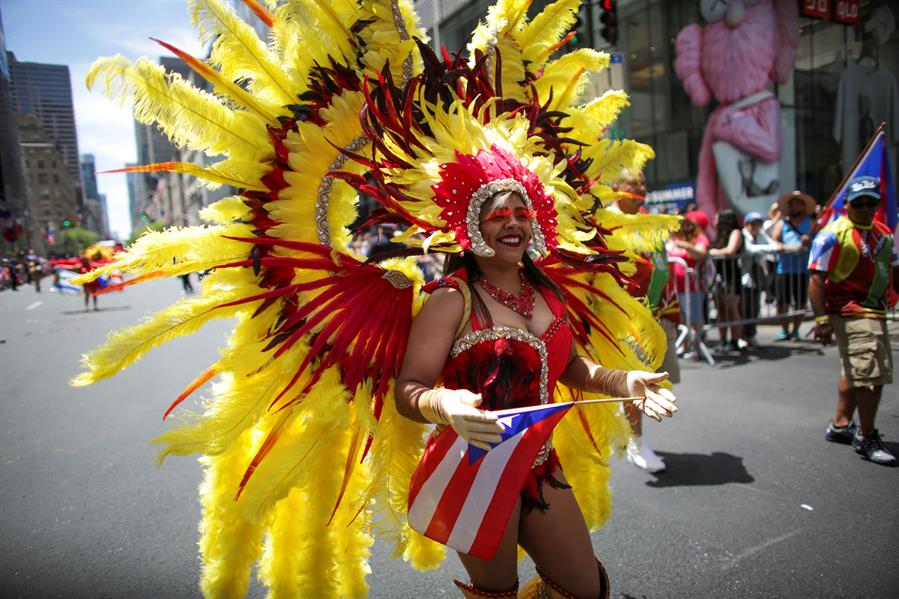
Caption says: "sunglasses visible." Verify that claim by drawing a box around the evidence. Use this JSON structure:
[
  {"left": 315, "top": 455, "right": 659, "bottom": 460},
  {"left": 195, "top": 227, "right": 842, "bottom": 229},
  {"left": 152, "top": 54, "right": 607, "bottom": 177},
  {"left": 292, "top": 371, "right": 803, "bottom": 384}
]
[{"left": 849, "top": 197, "right": 879, "bottom": 209}]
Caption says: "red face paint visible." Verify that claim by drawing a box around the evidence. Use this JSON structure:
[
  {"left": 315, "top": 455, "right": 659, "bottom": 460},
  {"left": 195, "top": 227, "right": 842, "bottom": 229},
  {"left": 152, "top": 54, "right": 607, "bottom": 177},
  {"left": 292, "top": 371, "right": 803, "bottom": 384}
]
[{"left": 482, "top": 206, "right": 533, "bottom": 222}]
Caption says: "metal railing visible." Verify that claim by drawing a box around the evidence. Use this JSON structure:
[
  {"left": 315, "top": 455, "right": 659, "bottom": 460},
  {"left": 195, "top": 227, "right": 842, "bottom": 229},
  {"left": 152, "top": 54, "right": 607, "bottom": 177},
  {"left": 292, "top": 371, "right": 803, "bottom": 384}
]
[
  {"left": 667, "top": 256, "right": 715, "bottom": 365},
  {"left": 706, "top": 249, "right": 813, "bottom": 335}
]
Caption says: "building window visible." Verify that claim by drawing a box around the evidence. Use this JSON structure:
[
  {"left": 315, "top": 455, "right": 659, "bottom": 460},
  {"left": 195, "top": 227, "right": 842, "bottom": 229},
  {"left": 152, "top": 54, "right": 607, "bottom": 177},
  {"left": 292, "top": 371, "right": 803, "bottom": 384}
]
[
  {"left": 38, "top": 173, "right": 47, "bottom": 184},
  {"left": 37, "top": 160, "right": 45, "bottom": 169},
  {"left": 53, "top": 174, "right": 59, "bottom": 184},
  {"left": 40, "top": 189, "right": 50, "bottom": 199}
]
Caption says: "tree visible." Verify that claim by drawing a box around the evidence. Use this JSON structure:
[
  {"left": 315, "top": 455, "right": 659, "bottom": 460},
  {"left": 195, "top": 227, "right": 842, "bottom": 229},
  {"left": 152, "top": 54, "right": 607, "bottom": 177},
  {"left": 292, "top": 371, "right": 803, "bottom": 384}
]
[{"left": 62, "top": 227, "right": 99, "bottom": 255}]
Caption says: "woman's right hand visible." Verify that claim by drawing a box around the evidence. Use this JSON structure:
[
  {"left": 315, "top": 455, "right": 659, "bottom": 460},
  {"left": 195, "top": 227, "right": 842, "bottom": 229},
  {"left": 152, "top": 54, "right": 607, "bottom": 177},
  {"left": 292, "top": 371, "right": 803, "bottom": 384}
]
[{"left": 419, "top": 388, "right": 505, "bottom": 450}]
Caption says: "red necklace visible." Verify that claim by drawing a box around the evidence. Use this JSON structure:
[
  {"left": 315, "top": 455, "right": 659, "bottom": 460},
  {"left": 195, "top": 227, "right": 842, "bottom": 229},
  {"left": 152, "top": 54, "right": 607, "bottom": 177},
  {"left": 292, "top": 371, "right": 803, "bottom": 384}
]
[{"left": 479, "top": 271, "right": 535, "bottom": 320}]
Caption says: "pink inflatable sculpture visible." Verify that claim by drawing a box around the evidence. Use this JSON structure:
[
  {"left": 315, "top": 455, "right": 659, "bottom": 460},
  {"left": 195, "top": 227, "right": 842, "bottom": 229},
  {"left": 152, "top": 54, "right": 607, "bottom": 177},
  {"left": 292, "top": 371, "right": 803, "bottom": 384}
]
[{"left": 675, "top": 0, "right": 799, "bottom": 218}]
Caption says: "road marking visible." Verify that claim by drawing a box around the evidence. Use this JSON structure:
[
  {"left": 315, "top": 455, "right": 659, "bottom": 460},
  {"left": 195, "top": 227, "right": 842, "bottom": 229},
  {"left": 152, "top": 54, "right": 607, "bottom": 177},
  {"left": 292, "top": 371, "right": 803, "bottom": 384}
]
[
  {"left": 723, "top": 529, "right": 802, "bottom": 570},
  {"left": 26, "top": 301, "right": 42, "bottom": 311}
]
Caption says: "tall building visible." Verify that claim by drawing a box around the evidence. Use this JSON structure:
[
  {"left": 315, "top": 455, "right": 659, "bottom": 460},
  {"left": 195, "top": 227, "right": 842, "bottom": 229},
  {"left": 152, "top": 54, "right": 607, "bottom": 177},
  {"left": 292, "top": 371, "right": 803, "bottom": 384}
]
[
  {"left": 125, "top": 163, "right": 143, "bottom": 231},
  {"left": 7, "top": 52, "right": 81, "bottom": 186},
  {"left": 0, "top": 5, "right": 31, "bottom": 254},
  {"left": 18, "top": 114, "right": 79, "bottom": 254},
  {"left": 80, "top": 153, "right": 108, "bottom": 237},
  {"left": 132, "top": 56, "right": 194, "bottom": 227},
  {"left": 80, "top": 153, "right": 99, "bottom": 200}
]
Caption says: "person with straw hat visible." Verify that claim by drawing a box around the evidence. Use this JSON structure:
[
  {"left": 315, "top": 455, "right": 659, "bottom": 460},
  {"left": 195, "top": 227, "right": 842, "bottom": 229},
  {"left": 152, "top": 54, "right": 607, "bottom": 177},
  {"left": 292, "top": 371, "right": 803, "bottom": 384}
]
[{"left": 771, "top": 191, "right": 819, "bottom": 341}]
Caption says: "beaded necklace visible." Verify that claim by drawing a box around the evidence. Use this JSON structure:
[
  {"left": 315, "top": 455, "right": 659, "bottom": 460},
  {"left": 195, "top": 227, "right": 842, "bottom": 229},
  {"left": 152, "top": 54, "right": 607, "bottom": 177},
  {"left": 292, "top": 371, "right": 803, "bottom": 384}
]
[{"left": 479, "top": 271, "right": 536, "bottom": 320}]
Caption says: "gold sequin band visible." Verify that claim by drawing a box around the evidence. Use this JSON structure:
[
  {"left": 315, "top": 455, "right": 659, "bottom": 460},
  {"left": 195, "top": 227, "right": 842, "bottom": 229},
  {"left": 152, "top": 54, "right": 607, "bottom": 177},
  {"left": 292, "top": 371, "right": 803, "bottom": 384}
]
[
  {"left": 316, "top": 135, "right": 370, "bottom": 247},
  {"left": 390, "top": 0, "right": 413, "bottom": 85},
  {"left": 450, "top": 325, "right": 552, "bottom": 466},
  {"left": 466, "top": 178, "right": 548, "bottom": 257}
]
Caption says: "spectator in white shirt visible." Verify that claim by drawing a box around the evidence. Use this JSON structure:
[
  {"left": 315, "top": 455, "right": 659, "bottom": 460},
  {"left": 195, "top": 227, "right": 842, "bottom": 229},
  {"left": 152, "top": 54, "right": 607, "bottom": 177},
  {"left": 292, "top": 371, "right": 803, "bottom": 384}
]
[{"left": 740, "top": 212, "right": 782, "bottom": 346}]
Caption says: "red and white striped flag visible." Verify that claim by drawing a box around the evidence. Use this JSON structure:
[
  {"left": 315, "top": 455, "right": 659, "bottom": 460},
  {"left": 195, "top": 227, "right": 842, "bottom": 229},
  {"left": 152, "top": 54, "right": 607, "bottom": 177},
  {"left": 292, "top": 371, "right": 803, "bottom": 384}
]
[{"left": 407, "top": 402, "right": 574, "bottom": 559}]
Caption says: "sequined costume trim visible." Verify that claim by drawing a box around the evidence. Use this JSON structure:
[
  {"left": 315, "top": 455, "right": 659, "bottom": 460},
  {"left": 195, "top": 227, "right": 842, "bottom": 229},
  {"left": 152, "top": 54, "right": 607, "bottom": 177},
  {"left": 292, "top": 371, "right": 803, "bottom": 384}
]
[
  {"left": 466, "top": 178, "right": 548, "bottom": 257},
  {"left": 450, "top": 325, "right": 552, "bottom": 465}
]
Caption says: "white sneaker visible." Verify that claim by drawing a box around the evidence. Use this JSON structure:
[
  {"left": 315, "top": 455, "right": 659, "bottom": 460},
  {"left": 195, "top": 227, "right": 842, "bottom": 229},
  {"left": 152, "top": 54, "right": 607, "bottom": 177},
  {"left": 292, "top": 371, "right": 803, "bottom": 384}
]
[{"left": 626, "top": 438, "right": 666, "bottom": 473}]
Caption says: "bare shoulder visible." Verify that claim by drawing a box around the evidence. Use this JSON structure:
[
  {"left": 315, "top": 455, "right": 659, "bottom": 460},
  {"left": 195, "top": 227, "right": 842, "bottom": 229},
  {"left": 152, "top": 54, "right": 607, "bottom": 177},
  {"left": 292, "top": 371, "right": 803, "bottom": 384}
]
[{"left": 421, "top": 286, "right": 465, "bottom": 320}]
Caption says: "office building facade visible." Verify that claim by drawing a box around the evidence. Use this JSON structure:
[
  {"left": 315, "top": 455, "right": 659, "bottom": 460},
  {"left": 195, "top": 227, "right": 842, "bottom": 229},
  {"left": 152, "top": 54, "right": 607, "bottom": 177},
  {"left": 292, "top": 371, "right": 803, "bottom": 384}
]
[
  {"left": 422, "top": 0, "right": 899, "bottom": 213},
  {"left": 7, "top": 52, "right": 82, "bottom": 186},
  {"left": 0, "top": 5, "right": 31, "bottom": 254}
]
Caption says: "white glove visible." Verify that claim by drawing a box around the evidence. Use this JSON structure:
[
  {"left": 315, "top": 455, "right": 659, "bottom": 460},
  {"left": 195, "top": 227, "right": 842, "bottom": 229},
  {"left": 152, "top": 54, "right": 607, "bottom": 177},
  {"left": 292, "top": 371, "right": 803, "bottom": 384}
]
[
  {"left": 417, "top": 388, "right": 505, "bottom": 450},
  {"left": 624, "top": 371, "right": 678, "bottom": 422},
  {"left": 589, "top": 366, "right": 678, "bottom": 422}
]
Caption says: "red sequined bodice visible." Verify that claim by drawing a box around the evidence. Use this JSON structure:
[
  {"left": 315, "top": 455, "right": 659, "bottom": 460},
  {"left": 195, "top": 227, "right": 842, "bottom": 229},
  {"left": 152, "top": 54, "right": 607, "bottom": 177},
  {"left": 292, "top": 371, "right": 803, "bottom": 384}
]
[{"left": 435, "top": 274, "right": 573, "bottom": 411}]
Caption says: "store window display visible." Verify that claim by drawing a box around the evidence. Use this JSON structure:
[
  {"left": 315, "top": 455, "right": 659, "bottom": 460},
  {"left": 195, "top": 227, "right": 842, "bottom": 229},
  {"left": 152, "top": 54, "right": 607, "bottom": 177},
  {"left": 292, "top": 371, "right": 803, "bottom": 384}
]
[
  {"left": 673, "top": 0, "right": 799, "bottom": 218},
  {"left": 833, "top": 5, "right": 899, "bottom": 180}
]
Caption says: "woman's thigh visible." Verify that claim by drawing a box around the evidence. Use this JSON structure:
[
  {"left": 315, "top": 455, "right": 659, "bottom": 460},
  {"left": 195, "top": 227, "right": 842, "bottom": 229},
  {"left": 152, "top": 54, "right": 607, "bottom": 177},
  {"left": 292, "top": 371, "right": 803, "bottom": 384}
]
[
  {"left": 518, "top": 474, "right": 599, "bottom": 598},
  {"left": 457, "top": 498, "right": 522, "bottom": 592}
]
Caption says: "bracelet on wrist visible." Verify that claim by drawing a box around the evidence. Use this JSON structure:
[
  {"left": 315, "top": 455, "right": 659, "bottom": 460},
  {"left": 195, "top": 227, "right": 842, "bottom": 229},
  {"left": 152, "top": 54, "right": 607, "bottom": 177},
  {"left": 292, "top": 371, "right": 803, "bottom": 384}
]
[{"left": 814, "top": 315, "right": 830, "bottom": 325}]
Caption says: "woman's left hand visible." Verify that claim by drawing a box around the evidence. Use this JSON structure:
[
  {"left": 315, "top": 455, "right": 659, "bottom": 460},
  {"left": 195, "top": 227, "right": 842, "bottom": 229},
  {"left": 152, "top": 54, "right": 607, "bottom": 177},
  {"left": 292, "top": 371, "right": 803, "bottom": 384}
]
[{"left": 625, "top": 371, "right": 678, "bottom": 422}]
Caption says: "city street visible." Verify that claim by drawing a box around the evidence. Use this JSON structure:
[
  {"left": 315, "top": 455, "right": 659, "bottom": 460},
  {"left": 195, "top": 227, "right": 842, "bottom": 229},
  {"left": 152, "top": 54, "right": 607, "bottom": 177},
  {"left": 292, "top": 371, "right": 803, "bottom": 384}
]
[{"left": 1, "top": 281, "right": 898, "bottom": 598}]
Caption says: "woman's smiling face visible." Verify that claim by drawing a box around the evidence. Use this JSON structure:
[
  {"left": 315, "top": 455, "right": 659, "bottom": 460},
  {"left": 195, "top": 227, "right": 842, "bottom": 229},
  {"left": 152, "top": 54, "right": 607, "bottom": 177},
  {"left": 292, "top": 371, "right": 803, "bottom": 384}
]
[{"left": 477, "top": 192, "right": 533, "bottom": 263}]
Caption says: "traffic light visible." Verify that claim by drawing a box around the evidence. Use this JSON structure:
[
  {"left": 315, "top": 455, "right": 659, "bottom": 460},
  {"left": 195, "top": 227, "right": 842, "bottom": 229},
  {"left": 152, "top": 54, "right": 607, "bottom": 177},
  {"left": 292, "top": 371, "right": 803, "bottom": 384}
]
[
  {"left": 62, "top": 219, "right": 71, "bottom": 228},
  {"left": 567, "top": 9, "right": 585, "bottom": 49},
  {"left": 600, "top": 0, "right": 618, "bottom": 47}
]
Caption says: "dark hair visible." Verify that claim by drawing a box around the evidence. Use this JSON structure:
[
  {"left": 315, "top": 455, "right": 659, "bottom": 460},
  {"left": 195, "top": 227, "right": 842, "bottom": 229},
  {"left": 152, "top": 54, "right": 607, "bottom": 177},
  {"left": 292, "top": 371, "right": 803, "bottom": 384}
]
[
  {"left": 714, "top": 209, "right": 740, "bottom": 249},
  {"left": 442, "top": 251, "right": 565, "bottom": 326}
]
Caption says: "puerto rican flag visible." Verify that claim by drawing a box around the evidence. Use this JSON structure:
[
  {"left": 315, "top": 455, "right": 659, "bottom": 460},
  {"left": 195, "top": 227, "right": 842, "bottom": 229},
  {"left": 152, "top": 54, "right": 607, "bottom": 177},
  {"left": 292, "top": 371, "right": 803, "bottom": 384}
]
[
  {"left": 407, "top": 402, "right": 574, "bottom": 560},
  {"left": 819, "top": 125, "right": 897, "bottom": 232}
]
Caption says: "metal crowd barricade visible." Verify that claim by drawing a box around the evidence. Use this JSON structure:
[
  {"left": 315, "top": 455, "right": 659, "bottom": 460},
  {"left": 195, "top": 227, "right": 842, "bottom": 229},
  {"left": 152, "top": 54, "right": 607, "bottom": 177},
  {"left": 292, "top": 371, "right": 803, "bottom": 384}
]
[
  {"left": 706, "top": 249, "right": 812, "bottom": 337},
  {"left": 667, "top": 256, "right": 715, "bottom": 366}
]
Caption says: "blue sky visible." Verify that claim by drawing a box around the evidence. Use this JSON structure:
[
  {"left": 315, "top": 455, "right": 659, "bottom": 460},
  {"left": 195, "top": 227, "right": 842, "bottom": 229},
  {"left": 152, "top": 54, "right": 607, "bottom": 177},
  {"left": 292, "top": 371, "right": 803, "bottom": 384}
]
[{"left": 2, "top": 0, "right": 207, "bottom": 238}]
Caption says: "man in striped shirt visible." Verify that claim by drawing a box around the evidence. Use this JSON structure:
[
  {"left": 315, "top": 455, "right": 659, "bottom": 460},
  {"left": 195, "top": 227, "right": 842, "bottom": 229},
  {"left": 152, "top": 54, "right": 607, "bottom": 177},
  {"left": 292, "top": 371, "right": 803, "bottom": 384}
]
[{"left": 809, "top": 176, "right": 899, "bottom": 466}]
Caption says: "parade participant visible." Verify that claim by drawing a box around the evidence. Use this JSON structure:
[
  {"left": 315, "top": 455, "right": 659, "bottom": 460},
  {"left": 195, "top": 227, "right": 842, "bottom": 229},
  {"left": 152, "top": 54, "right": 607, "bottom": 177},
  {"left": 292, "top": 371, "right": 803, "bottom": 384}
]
[
  {"left": 604, "top": 173, "right": 678, "bottom": 473},
  {"left": 72, "top": 1, "right": 675, "bottom": 597},
  {"left": 809, "top": 176, "right": 899, "bottom": 466},
  {"left": 709, "top": 209, "right": 744, "bottom": 352},
  {"left": 398, "top": 190, "right": 676, "bottom": 598},
  {"left": 78, "top": 256, "right": 99, "bottom": 311},
  {"left": 772, "top": 191, "right": 818, "bottom": 340}
]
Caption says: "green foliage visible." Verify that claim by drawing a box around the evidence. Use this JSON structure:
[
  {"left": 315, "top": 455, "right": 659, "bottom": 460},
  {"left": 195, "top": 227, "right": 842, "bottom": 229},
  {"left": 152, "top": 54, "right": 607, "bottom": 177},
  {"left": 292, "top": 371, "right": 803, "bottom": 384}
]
[
  {"left": 62, "top": 227, "right": 99, "bottom": 254},
  {"left": 127, "top": 222, "right": 166, "bottom": 245}
]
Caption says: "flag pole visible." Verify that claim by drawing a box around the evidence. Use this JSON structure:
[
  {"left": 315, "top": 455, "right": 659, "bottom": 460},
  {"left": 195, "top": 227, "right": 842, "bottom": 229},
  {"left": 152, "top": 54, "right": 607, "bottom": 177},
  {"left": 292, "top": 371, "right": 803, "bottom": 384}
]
[
  {"left": 491, "top": 396, "right": 643, "bottom": 417},
  {"left": 823, "top": 121, "right": 886, "bottom": 213}
]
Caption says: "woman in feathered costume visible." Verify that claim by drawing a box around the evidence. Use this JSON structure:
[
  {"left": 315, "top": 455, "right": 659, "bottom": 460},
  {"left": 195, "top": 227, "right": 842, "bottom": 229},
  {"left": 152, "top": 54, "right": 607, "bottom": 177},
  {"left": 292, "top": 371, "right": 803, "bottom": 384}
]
[{"left": 74, "top": 0, "right": 677, "bottom": 597}]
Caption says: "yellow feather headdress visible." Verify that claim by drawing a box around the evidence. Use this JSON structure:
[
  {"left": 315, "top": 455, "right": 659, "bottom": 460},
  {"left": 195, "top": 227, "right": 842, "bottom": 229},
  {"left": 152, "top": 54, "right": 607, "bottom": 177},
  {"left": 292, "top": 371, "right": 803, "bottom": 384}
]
[{"left": 74, "top": 0, "right": 670, "bottom": 596}]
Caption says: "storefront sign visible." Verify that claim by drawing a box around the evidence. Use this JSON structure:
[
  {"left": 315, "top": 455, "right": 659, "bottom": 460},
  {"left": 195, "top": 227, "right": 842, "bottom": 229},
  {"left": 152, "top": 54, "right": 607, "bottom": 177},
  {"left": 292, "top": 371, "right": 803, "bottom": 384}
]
[
  {"left": 833, "top": 0, "right": 860, "bottom": 25},
  {"left": 646, "top": 183, "right": 694, "bottom": 213},
  {"left": 802, "top": 0, "right": 830, "bottom": 19}
]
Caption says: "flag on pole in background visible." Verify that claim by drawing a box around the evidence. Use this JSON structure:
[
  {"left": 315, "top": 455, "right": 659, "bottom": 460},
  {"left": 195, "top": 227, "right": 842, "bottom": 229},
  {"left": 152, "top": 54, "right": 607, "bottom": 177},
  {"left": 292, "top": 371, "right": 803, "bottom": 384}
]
[
  {"left": 819, "top": 124, "right": 897, "bottom": 231},
  {"left": 407, "top": 402, "right": 575, "bottom": 559}
]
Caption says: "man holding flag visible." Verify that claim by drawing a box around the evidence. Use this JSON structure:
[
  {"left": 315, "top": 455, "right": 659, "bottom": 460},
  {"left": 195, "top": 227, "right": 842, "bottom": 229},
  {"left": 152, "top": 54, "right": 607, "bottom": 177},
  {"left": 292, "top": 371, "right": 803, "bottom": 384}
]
[{"left": 809, "top": 175, "right": 899, "bottom": 466}]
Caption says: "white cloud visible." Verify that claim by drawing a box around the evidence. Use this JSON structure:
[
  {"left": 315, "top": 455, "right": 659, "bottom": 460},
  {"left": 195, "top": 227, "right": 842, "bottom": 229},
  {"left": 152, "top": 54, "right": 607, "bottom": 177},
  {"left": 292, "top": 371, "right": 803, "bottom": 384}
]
[{"left": 71, "top": 61, "right": 139, "bottom": 239}]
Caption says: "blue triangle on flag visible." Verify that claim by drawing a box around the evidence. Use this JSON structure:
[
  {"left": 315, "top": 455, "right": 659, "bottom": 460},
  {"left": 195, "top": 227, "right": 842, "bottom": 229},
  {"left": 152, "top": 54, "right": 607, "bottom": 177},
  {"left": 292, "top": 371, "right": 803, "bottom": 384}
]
[{"left": 466, "top": 403, "right": 571, "bottom": 464}]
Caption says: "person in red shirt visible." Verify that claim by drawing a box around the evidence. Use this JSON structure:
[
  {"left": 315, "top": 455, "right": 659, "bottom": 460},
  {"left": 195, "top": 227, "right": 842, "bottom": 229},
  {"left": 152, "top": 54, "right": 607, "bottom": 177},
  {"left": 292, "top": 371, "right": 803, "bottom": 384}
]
[
  {"left": 809, "top": 176, "right": 899, "bottom": 466},
  {"left": 667, "top": 214, "right": 710, "bottom": 358}
]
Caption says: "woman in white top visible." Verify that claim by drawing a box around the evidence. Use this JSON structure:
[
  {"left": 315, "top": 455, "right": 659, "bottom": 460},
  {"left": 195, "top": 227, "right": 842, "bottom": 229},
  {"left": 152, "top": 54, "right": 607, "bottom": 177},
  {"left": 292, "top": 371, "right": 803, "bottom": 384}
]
[{"left": 740, "top": 212, "right": 782, "bottom": 346}]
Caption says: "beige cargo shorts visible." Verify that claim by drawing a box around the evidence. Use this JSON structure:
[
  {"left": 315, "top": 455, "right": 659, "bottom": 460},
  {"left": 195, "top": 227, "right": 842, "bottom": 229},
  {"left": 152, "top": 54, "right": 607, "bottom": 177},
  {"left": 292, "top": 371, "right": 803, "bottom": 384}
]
[{"left": 832, "top": 315, "right": 893, "bottom": 388}]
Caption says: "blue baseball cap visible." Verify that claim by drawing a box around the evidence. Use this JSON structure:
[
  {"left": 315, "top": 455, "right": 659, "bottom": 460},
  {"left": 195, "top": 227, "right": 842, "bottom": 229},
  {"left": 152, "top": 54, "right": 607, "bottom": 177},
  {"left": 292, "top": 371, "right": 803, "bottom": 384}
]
[
  {"left": 743, "top": 211, "right": 763, "bottom": 224},
  {"left": 846, "top": 176, "right": 881, "bottom": 203}
]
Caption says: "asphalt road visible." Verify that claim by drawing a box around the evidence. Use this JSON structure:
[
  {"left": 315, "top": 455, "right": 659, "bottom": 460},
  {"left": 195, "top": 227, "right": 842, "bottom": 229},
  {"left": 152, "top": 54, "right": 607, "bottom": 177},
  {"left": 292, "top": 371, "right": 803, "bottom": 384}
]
[{"left": 1, "top": 280, "right": 898, "bottom": 598}]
